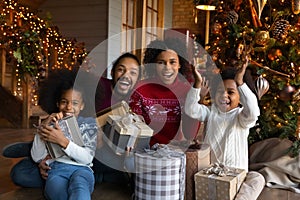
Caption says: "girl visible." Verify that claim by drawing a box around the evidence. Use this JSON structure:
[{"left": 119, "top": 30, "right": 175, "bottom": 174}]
[
  {"left": 129, "top": 38, "right": 199, "bottom": 147},
  {"left": 31, "top": 69, "right": 98, "bottom": 200}
]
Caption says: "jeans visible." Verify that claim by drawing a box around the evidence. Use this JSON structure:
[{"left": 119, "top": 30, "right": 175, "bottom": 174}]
[
  {"left": 44, "top": 161, "right": 94, "bottom": 200},
  {"left": 10, "top": 155, "right": 129, "bottom": 188},
  {"left": 10, "top": 157, "right": 44, "bottom": 188},
  {"left": 92, "top": 158, "right": 130, "bottom": 184}
]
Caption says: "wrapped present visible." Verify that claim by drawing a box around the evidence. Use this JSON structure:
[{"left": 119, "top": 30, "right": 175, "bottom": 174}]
[
  {"left": 102, "top": 111, "right": 153, "bottom": 155},
  {"left": 195, "top": 163, "right": 247, "bottom": 200},
  {"left": 44, "top": 115, "right": 83, "bottom": 159},
  {"left": 135, "top": 144, "right": 186, "bottom": 200},
  {"left": 96, "top": 101, "right": 129, "bottom": 127},
  {"left": 185, "top": 143, "right": 211, "bottom": 200}
]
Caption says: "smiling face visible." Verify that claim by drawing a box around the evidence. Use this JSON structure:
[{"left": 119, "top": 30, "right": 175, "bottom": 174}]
[
  {"left": 215, "top": 79, "right": 240, "bottom": 112},
  {"left": 155, "top": 49, "right": 180, "bottom": 85},
  {"left": 57, "top": 89, "right": 84, "bottom": 117},
  {"left": 112, "top": 57, "right": 140, "bottom": 97}
]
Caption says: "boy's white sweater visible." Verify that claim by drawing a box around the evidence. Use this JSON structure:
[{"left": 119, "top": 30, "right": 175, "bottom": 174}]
[{"left": 185, "top": 83, "right": 260, "bottom": 170}]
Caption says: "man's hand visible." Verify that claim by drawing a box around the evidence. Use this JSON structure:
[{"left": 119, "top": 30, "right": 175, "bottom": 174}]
[{"left": 38, "top": 155, "right": 51, "bottom": 180}]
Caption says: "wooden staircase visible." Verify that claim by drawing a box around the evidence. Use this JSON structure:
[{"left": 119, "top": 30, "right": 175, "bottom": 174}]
[{"left": 0, "top": 85, "right": 22, "bottom": 128}]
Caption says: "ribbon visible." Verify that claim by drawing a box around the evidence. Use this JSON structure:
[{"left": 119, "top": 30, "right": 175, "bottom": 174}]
[
  {"left": 202, "top": 162, "right": 242, "bottom": 177},
  {"left": 203, "top": 163, "right": 230, "bottom": 177}
]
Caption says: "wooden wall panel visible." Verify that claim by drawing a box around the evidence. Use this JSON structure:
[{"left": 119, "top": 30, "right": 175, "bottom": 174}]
[{"left": 39, "top": 0, "right": 108, "bottom": 52}]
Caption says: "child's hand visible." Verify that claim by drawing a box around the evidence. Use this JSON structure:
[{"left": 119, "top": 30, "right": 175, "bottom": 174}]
[
  {"left": 39, "top": 122, "right": 69, "bottom": 149},
  {"left": 42, "top": 112, "right": 64, "bottom": 126},
  {"left": 235, "top": 56, "right": 249, "bottom": 86},
  {"left": 192, "top": 65, "right": 203, "bottom": 88},
  {"left": 38, "top": 155, "right": 51, "bottom": 180},
  {"left": 200, "top": 76, "right": 210, "bottom": 100}
]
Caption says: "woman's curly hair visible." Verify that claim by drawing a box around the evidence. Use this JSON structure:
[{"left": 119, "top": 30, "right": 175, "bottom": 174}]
[{"left": 143, "top": 38, "right": 189, "bottom": 78}]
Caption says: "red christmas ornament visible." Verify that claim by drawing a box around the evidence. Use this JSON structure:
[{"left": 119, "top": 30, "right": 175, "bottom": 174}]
[{"left": 279, "top": 84, "right": 295, "bottom": 101}]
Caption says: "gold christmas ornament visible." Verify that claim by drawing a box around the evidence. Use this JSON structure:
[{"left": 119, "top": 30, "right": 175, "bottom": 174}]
[
  {"left": 255, "top": 75, "right": 269, "bottom": 100},
  {"left": 292, "top": 0, "right": 300, "bottom": 15},
  {"left": 255, "top": 31, "right": 270, "bottom": 46}
]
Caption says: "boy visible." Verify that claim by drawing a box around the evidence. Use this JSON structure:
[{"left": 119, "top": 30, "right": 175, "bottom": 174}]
[{"left": 184, "top": 59, "right": 265, "bottom": 200}]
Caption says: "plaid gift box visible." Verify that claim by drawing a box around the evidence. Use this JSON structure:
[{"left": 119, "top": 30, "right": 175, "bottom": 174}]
[
  {"left": 194, "top": 164, "right": 247, "bottom": 200},
  {"left": 185, "top": 143, "right": 210, "bottom": 200},
  {"left": 135, "top": 145, "right": 186, "bottom": 200}
]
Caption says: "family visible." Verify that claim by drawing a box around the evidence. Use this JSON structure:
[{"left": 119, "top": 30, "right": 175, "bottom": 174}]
[{"left": 2, "top": 37, "right": 265, "bottom": 200}]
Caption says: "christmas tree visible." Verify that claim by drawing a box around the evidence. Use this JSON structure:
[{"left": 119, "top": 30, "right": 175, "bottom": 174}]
[{"left": 195, "top": 0, "right": 300, "bottom": 156}]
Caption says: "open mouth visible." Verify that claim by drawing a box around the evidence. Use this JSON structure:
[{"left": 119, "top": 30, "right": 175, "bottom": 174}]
[
  {"left": 117, "top": 80, "right": 131, "bottom": 89},
  {"left": 218, "top": 100, "right": 231, "bottom": 110},
  {"left": 64, "top": 112, "right": 74, "bottom": 117},
  {"left": 162, "top": 72, "right": 173, "bottom": 79},
  {"left": 220, "top": 100, "right": 230, "bottom": 105}
]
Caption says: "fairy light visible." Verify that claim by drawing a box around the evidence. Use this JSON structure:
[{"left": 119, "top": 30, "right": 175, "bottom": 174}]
[{"left": 1, "top": 0, "right": 87, "bottom": 104}]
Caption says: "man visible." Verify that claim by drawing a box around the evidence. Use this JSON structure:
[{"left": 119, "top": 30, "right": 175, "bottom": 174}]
[{"left": 2, "top": 52, "right": 141, "bottom": 188}]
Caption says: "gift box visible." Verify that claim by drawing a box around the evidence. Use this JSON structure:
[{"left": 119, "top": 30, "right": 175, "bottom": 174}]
[
  {"left": 185, "top": 143, "right": 211, "bottom": 200},
  {"left": 102, "top": 112, "right": 153, "bottom": 155},
  {"left": 96, "top": 101, "right": 129, "bottom": 127},
  {"left": 194, "top": 164, "right": 247, "bottom": 200},
  {"left": 135, "top": 145, "right": 186, "bottom": 200}
]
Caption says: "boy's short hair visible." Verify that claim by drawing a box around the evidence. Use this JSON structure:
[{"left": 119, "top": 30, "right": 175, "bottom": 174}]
[
  {"left": 209, "top": 67, "right": 256, "bottom": 99},
  {"left": 209, "top": 68, "right": 236, "bottom": 99}
]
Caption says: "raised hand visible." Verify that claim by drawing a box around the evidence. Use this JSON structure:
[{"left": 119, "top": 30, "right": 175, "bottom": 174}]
[
  {"left": 235, "top": 55, "right": 249, "bottom": 86},
  {"left": 192, "top": 65, "right": 203, "bottom": 89},
  {"left": 200, "top": 76, "right": 210, "bottom": 101}
]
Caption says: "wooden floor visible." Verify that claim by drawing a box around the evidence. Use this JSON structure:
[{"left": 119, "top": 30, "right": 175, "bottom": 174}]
[
  {"left": 0, "top": 128, "right": 300, "bottom": 200},
  {"left": 0, "top": 128, "right": 132, "bottom": 200}
]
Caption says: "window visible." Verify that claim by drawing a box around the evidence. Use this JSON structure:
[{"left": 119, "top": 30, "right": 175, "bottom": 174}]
[
  {"left": 122, "top": 0, "right": 137, "bottom": 53},
  {"left": 145, "top": 0, "right": 159, "bottom": 45},
  {"left": 121, "top": 0, "right": 164, "bottom": 56}
]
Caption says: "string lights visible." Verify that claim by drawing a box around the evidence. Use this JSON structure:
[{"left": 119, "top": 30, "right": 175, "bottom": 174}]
[{"left": 0, "top": 0, "right": 87, "bottom": 105}]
